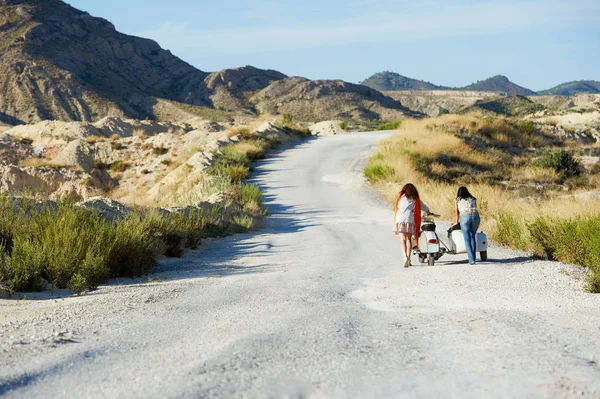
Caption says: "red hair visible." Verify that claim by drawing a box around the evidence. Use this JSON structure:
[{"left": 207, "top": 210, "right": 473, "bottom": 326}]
[{"left": 400, "top": 183, "right": 419, "bottom": 200}]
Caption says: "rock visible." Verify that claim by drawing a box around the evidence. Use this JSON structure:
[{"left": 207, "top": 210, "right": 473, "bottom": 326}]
[
  {"left": 49, "top": 181, "right": 86, "bottom": 202},
  {"left": 0, "top": 165, "right": 56, "bottom": 193},
  {"left": 6, "top": 121, "right": 101, "bottom": 146},
  {"left": 207, "top": 192, "right": 227, "bottom": 204},
  {"left": 0, "top": 285, "right": 11, "bottom": 299},
  {"left": 0, "top": 122, "right": 12, "bottom": 134},
  {"left": 93, "top": 141, "right": 118, "bottom": 165},
  {"left": 254, "top": 122, "right": 294, "bottom": 143},
  {"left": 186, "top": 152, "right": 214, "bottom": 170},
  {"left": 309, "top": 120, "right": 346, "bottom": 136},
  {"left": 185, "top": 118, "right": 225, "bottom": 133},
  {"left": 76, "top": 197, "right": 131, "bottom": 222},
  {"left": 182, "top": 130, "right": 223, "bottom": 153},
  {"left": 55, "top": 139, "right": 94, "bottom": 172},
  {"left": 147, "top": 133, "right": 179, "bottom": 149},
  {"left": 37, "top": 278, "right": 53, "bottom": 291}
]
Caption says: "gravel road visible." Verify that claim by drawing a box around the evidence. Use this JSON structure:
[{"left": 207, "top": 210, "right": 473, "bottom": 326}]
[{"left": 1, "top": 132, "right": 600, "bottom": 398}]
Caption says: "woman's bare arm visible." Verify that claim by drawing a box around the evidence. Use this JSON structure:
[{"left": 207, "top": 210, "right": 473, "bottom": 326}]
[{"left": 454, "top": 202, "right": 460, "bottom": 225}]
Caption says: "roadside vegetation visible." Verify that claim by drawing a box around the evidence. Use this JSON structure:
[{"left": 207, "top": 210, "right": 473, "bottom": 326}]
[
  {"left": 0, "top": 198, "right": 231, "bottom": 294},
  {"left": 0, "top": 120, "right": 309, "bottom": 295},
  {"left": 366, "top": 114, "right": 600, "bottom": 292}
]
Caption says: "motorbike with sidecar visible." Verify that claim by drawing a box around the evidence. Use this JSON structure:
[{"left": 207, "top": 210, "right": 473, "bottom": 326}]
[{"left": 413, "top": 213, "right": 488, "bottom": 266}]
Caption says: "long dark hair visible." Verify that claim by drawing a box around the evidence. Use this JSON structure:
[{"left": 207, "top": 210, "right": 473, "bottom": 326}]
[
  {"left": 456, "top": 186, "right": 476, "bottom": 200},
  {"left": 400, "top": 183, "right": 419, "bottom": 200}
]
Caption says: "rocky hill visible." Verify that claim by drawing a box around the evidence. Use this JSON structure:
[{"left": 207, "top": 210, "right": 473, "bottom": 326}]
[
  {"left": 360, "top": 72, "right": 444, "bottom": 91},
  {"left": 0, "top": 0, "right": 414, "bottom": 125},
  {"left": 461, "top": 75, "right": 536, "bottom": 95},
  {"left": 251, "top": 77, "right": 421, "bottom": 121},
  {"left": 0, "top": 0, "right": 214, "bottom": 124},
  {"left": 204, "top": 66, "right": 287, "bottom": 112},
  {"left": 462, "top": 94, "right": 545, "bottom": 116},
  {"left": 539, "top": 81, "right": 600, "bottom": 96}
]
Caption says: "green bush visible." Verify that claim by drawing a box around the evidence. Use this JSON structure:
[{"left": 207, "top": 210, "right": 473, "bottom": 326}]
[
  {"left": 0, "top": 199, "right": 224, "bottom": 292},
  {"left": 364, "top": 163, "right": 395, "bottom": 183},
  {"left": 492, "top": 214, "right": 528, "bottom": 251},
  {"left": 221, "top": 147, "right": 250, "bottom": 166},
  {"left": 233, "top": 184, "right": 262, "bottom": 209},
  {"left": 377, "top": 120, "right": 403, "bottom": 131},
  {"left": 210, "top": 162, "right": 249, "bottom": 183},
  {"left": 531, "top": 150, "right": 583, "bottom": 179},
  {"left": 109, "top": 161, "right": 129, "bottom": 172},
  {"left": 494, "top": 213, "right": 600, "bottom": 293},
  {"left": 339, "top": 121, "right": 348, "bottom": 131}
]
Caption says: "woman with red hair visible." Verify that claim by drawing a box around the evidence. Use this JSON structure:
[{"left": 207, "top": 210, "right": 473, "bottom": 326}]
[{"left": 393, "top": 183, "right": 430, "bottom": 267}]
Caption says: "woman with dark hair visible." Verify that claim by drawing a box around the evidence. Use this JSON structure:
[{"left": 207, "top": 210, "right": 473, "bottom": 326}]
[
  {"left": 394, "top": 183, "right": 430, "bottom": 267},
  {"left": 453, "top": 186, "right": 480, "bottom": 265}
]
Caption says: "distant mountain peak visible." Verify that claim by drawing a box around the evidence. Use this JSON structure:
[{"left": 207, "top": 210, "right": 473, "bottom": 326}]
[
  {"left": 361, "top": 71, "right": 444, "bottom": 91},
  {"left": 539, "top": 80, "right": 600, "bottom": 96},
  {"left": 462, "top": 76, "right": 536, "bottom": 95}
]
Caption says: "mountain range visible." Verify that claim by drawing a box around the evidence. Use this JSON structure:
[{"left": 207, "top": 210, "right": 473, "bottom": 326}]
[
  {"left": 361, "top": 72, "right": 598, "bottom": 96},
  {"left": 0, "top": 0, "right": 416, "bottom": 124}
]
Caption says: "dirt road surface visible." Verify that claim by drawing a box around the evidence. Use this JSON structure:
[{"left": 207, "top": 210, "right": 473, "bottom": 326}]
[{"left": 1, "top": 132, "right": 599, "bottom": 398}]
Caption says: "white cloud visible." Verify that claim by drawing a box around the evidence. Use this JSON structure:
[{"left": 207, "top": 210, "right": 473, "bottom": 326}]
[{"left": 136, "top": 0, "right": 600, "bottom": 57}]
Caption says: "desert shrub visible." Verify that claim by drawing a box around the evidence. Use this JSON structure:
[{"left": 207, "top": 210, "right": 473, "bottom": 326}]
[
  {"left": 161, "top": 159, "right": 172, "bottom": 166},
  {"left": 0, "top": 198, "right": 223, "bottom": 292},
  {"left": 153, "top": 146, "right": 169, "bottom": 155},
  {"left": 111, "top": 142, "right": 123, "bottom": 150},
  {"left": 492, "top": 214, "right": 528, "bottom": 251},
  {"left": 364, "top": 163, "right": 395, "bottom": 183},
  {"left": 518, "top": 121, "right": 536, "bottom": 135},
  {"left": 211, "top": 162, "right": 249, "bottom": 183},
  {"left": 94, "top": 161, "right": 108, "bottom": 170},
  {"left": 85, "top": 136, "right": 106, "bottom": 144},
  {"left": 531, "top": 150, "right": 583, "bottom": 179},
  {"left": 282, "top": 113, "right": 294, "bottom": 126},
  {"left": 377, "top": 120, "right": 403, "bottom": 131},
  {"left": 109, "top": 161, "right": 129, "bottom": 172},
  {"left": 339, "top": 121, "right": 348, "bottom": 131},
  {"left": 221, "top": 147, "right": 250, "bottom": 166},
  {"left": 233, "top": 184, "right": 263, "bottom": 211},
  {"left": 0, "top": 203, "right": 115, "bottom": 291},
  {"left": 230, "top": 215, "right": 255, "bottom": 233}
]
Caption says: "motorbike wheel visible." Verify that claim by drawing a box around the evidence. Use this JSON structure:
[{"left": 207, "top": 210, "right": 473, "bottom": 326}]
[
  {"left": 480, "top": 251, "right": 488, "bottom": 261},
  {"left": 419, "top": 255, "right": 427, "bottom": 264},
  {"left": 428, "top": 254, "right": 435, "bottom": 266}
]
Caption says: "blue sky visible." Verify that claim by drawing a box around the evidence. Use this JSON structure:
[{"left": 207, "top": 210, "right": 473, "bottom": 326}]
[{"left": 67, "top": 0, "right": 599, "bottom": 91}]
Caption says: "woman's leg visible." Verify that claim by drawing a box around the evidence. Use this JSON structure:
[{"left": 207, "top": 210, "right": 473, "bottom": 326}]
[
  {"left": 405, "top": 235, "right": 413, "bottom": 265},
  {"left": 400, "top": 233, "right": 408, "bottom": 265},
  {"left": 471, "top": 214, "right": 481, "bottom": 261},
  {"left": 460, "top": 215, "right": 476, "bottom": 264}
]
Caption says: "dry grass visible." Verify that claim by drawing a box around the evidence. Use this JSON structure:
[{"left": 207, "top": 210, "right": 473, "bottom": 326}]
[
  {"left": 368, "top": 115, "right": 600, "bottom": 232},
  {"left": 22, "top": 158, "right": 65, "bottom": 169},
  {"left": 133, "top": 128, "right": 147, "bottom": 140},
  {"left": 85, "top": 136, "right": 106, "bottom": 144}
]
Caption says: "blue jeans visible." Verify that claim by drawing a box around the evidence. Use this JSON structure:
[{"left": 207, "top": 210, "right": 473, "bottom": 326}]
[{"left": 460, "top": 213, "right": 481, "bottom": 264}]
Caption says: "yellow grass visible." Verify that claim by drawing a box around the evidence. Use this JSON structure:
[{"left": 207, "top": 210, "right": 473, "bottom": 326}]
[
  {"left": 22, "top": 158, "right": 66, "bottom": 169},
  {"left": 133, "top": 128, "right": 147, "bottom": 139},
  {"left": 369, "top": 115, "right": 600, "bottom": 232},
  {"left": 85, "top": 136, "right": 106, "bottom": 144}
]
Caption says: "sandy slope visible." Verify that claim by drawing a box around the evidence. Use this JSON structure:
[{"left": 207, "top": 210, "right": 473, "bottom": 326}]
[{"left": 1, "top": 132, "right": 599, "bottom": 398}]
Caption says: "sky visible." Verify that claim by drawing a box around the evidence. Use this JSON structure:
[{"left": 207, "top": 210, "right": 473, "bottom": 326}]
[{"left": 66, "top": 0, "right": 600, "bottom": 91}]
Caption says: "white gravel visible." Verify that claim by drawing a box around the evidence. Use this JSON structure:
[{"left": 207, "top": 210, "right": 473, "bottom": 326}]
[{"left": 1, "top": 132, "right": 599, "bottom": 398}]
